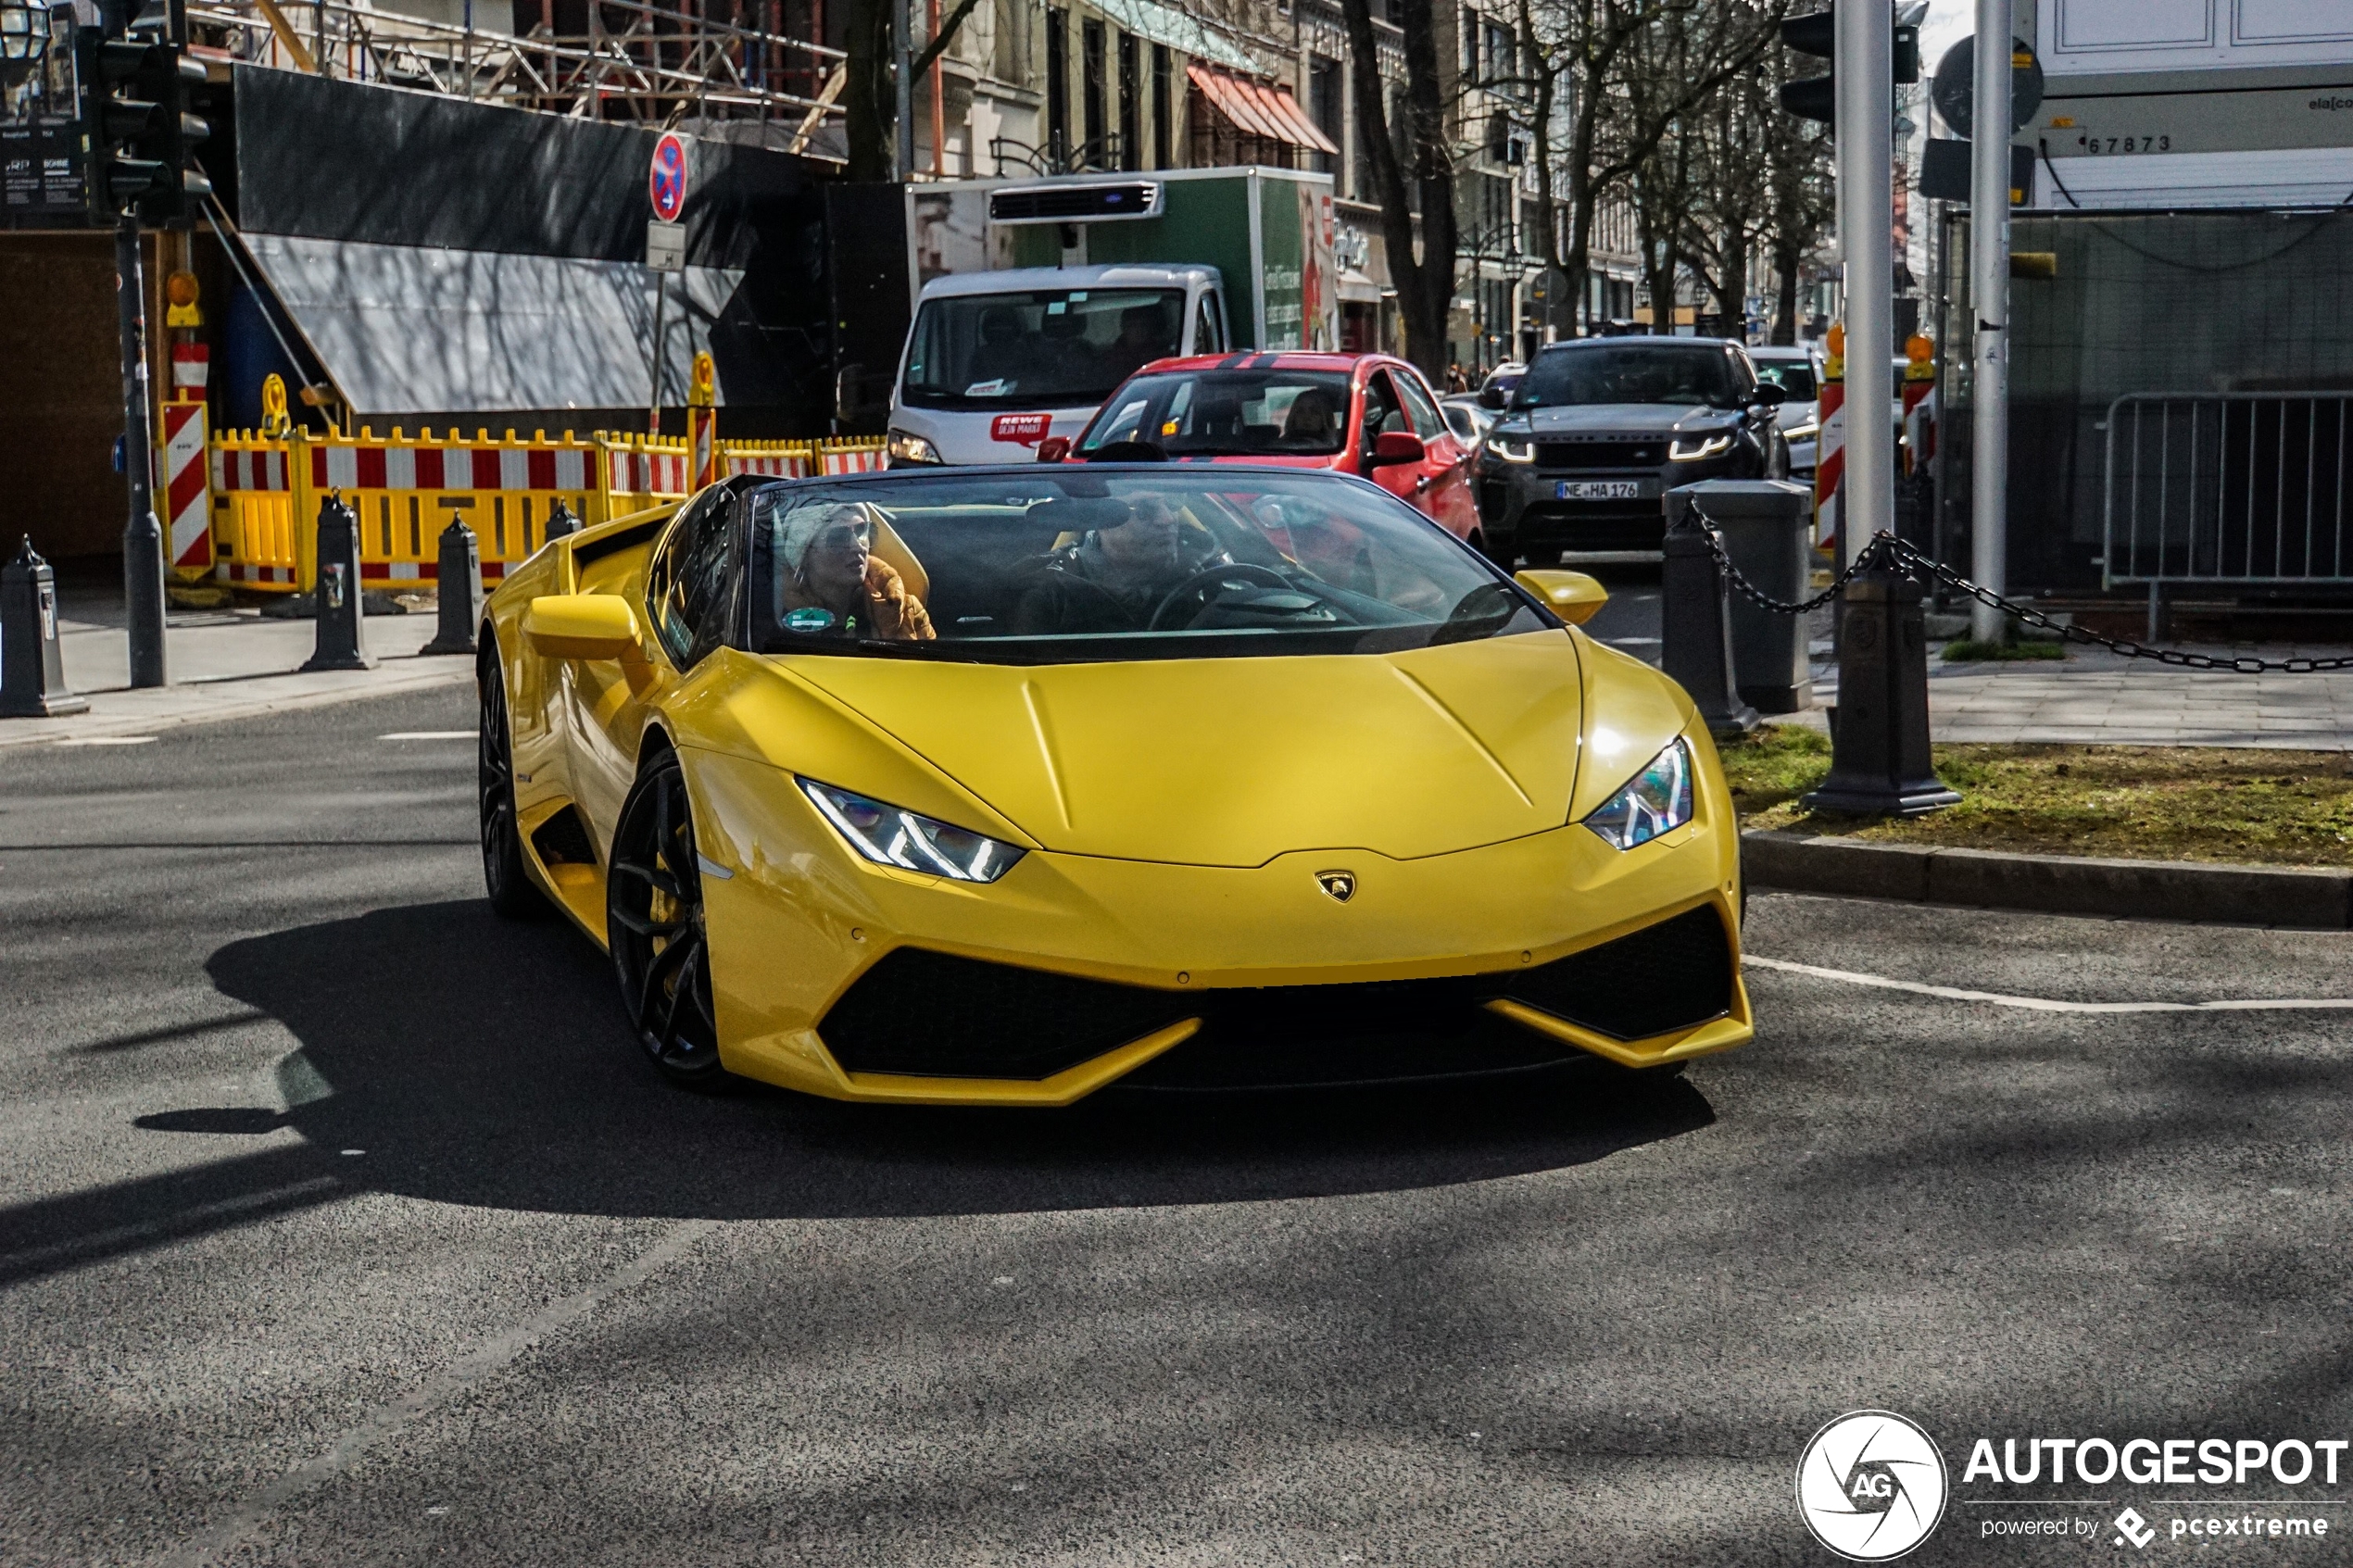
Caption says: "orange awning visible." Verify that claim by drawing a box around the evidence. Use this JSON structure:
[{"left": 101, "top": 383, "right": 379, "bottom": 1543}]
[{"left": 1185, "top": 63, "right": 1340, "bottom": 157}]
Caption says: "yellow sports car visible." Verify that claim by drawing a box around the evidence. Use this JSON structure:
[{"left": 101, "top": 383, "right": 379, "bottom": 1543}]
[{"left": 478, "top": 464, "right": 1750, "bottom": 1103}]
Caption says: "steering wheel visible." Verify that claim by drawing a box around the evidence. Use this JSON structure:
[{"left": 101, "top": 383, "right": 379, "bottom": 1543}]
[{"left": 1146, "top": 563, "right": 1297, "bottom": 631}]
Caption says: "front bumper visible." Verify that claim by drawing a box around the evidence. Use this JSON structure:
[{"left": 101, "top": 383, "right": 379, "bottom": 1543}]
[
  {"left": 1478, "top": 456, "right": 1745, "bottom": 556},
  {"left": 691, "top": 749, "right": 1750, "bottom": 1104}
]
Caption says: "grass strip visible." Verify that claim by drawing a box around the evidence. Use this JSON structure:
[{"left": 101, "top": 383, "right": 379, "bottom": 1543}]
[{"left": 1722, "top": 724, "right": 2353, "bottom": 867}]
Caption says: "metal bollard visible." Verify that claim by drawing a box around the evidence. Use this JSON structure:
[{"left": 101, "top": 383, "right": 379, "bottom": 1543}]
[
  {"left": 420, "top": 519, "right": 482, "bottom": 656},
  {"left": 1660, "top": 503, "right": 1760, "bottom": 741},
  {"left": 0, "top": 537, "right": 90, "bottom": 718},
  {"left": 543, "top": 498, "right": 582, "bottom": 541},
  {"left": 1803, "top": 542, "right": 1959, "bottom": 816},
  {"left": 299, "top": 496, "right": 377, "bottom": 673}
]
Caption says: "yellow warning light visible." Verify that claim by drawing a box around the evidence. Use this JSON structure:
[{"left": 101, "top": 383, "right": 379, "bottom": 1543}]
[
  {"left": 1825, "top": 322, "right": 1845, "bottom": 358},
  {"left": 1905, "top": 333, "right": 1934, "bottom": 363},
  {"left": 165, "top": 269, "right": 202, "bottom": 328}
]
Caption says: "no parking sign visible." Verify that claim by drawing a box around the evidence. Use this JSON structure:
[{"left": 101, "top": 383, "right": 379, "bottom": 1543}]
[{"left": 648, "top": 132, "right": 690, "bottom": 224}]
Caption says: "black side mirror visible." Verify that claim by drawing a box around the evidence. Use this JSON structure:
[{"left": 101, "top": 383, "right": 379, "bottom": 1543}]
[
  {"left": 1749, "top": 383, "right": 1788, "bottom": 408},
  {"left": 1477, "top": 386, "right": 1505, "bottom": 410}
]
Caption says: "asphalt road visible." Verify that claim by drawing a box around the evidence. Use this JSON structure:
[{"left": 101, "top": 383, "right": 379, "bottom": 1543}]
[{"left": 6, "top": 684, "right": 2353, "bottom": 1566}]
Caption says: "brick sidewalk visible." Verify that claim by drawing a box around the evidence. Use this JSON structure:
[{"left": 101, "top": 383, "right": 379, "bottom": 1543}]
[
  {"left": 1785, "top": 643, "right": 2353, "bottom": 749},
  {"left": 1, "top": 588, "right": 472, "bottom": 747}
]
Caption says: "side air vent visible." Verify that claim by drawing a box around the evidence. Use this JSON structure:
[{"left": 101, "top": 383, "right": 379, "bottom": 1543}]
[{"left": 988, "top": 182, "right": 1164, "bottom": 224}]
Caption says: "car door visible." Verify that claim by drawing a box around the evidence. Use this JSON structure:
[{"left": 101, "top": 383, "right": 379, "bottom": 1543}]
[
  {"left": 567, "top": 487, "right": 739, "bottom": 848},
  {"left": 1389, "top": 366, "right": 1479, "bottom": 538},
  {"left": 1354, "top": 369, "right": 1419, "bottom": 511}
]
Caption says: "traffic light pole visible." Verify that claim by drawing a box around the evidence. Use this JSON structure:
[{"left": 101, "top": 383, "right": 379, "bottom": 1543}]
[
  {"left": 115, "top": 210, "right": 169, "bottom": 688},
  {"left": 1968, "top": 0, "right": 2013, "bottom": 641},
  {"left": 1834, "top": 0, "right": 1894, "bottom": 571}
]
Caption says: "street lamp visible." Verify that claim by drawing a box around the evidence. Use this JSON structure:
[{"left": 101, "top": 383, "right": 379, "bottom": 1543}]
[{"left": 0, "top": 0, "right": 52, "bottom": 84}]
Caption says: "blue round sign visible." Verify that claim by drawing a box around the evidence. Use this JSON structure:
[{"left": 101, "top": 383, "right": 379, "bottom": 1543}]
[{"left": 649, "top": 132, "right": 689, "bottom": 224}]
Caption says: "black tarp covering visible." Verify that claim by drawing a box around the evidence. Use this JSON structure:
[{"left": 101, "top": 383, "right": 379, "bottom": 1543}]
[{"left": 231, "top": 69, "right": 848, "bottom": 430}]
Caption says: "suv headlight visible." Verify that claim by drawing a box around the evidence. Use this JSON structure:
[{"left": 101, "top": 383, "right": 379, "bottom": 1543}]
[
  {"left": 1782, "top": 420, "right": 1819, "bottom": 442},
  {"left": 1582, "top": 739, "right": 1694, "bottom": 850},
  {"left": 1487, "top": 433, "right": 1536, "bottom": 463},
  {"left": 886, "top": 430, "right": 942, "bottom": 466},
  {"left": 1668, "top": 433, "right": 1734, "bottom": 462},
  {"left": 799, "top": 778, "right": 1026, "bottom": 882}
]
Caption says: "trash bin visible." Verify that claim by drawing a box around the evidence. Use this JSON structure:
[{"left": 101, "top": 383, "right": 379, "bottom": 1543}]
[{"left": 1665, "top": 479, "right": 1814, "bottom": 714}]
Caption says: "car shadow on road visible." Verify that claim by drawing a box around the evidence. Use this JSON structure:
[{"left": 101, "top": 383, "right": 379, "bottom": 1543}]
[{"left": 163, "top": 898, "right": 1716, "bottom": 1224}]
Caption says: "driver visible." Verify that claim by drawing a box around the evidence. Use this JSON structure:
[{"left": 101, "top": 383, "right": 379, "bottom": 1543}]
[
  {"left": 775, "top": 502, "right": 935, "bottom": 641},
  {"left": 1011, "top": 492, "right": 1227, "bottom": 634}
]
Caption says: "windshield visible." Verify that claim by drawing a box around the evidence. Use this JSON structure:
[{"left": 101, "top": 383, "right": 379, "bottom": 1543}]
[
  {"left": 901, "top": 288, "right": 1187, "bottom": 409},
  {"left": 1078, "top": 370, "right": 1354, "bottom": 457},
  {"left": 749, "top": 470, "right": 1548, "bottom": 664},
  {"left": 1753, "top": 359, "right": 1818, "bottom": 400},
  {"left": 1513, "top": 345, "right": 1748, "bottom": 410}
]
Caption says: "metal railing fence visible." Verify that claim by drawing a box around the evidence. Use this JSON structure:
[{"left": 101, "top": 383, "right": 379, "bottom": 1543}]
[{"left": 2103, "top": 392, "right": 2353, "bottom": 588}]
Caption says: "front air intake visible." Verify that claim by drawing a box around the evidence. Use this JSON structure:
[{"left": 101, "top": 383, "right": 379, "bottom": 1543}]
[{"left": 988, "top": 182, "right": 1164, "bottom": 224}]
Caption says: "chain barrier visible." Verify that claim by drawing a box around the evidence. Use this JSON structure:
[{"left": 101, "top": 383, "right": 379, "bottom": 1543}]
[{"left": 1680, "top": 508, "right": 2353, "bottom": 675}]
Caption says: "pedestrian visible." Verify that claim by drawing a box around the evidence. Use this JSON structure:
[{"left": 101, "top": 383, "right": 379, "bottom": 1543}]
[{"left": 1446, "top": 362, "right": 1468, "bottom": 395}]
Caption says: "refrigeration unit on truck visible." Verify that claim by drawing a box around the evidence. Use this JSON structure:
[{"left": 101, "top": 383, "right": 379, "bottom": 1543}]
[{"left": 887, "top": 167, "right": 1338, "bottom": 467}]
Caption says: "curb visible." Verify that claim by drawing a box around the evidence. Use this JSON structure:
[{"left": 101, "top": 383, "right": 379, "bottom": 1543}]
[
  {"left": 1742, "top": 828, "right": 2353, "bottom": 930},
  {"left": 0, "top": 662, "right": 475, "bottom": 748}
]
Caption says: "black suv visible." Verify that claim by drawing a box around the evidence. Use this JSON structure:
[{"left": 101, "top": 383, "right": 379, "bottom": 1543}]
[{"left": 1475, "top": 338, "right": 1788, "bottom": 561}]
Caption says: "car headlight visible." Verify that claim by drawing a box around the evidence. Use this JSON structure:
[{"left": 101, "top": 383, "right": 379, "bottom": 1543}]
[
  {"left": 886, "top": 430, "right": 942, "bottom": 466},
  {"left": 1782, "top": 420, "right": 1819, "bottom": 443},
  {"left": 1582, "top": 738, "right": 1694, "bottom": 850},
  {"left": 799, "top": 778, "right": 1025, "bottom": 882},
  {"left": 1487, "top": 433, "right": 1536, "bottom": 463},
  {"left": 1667, "top": 433, "right": 1733, "bottom": 462}
]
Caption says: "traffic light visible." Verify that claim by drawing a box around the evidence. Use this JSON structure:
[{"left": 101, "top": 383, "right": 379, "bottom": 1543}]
[
  {"left": 83, "top": 31, "right": 209, "bottom": 223},
  {"left": 1778, "top": 9, "right": 1919, "bottom": 128}
]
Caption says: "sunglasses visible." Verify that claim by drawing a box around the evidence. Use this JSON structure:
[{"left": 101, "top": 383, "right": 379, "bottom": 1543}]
[{"left": 813, "top": 521, "right": 873, "bottom": 551}]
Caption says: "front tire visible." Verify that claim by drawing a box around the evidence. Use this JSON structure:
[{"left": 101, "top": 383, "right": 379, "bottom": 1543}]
[
  {"left": 479, "top": 643, "right": 547, "bottom": 920},
  {"left": 608, "top": 749, "right": 727, "bottom": 1088}
]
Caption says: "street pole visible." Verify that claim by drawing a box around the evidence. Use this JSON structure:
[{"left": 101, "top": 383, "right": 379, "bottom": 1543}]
[
  {"left": 1968, "top": 0, "right": 2013, "bottom": 640},
  {"left": 1835, "top": 0, "right": 1894, "bottom": 572},
  {"left": 648, "top": 271, "right": 667, "bottom": 433},
  {"left": 116, "top": 212, "right": 168, "bottom": 688},
  {"left": 893, "top": 0, "right": 913, "bottom": 182}
]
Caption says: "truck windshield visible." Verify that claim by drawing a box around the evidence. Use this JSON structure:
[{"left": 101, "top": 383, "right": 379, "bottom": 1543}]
[
  {"left": 748, "top": 470, "right": 1548, "bottom": 664},
  {"left": 1513, "top": 345, "right": 1748, "bottom": 410},
  {"left": 902, "top": 289, "right": 1188, "bottom": 409},
  {"left": 1078, "top": 370, "right": 1354, "bottom": 458}
]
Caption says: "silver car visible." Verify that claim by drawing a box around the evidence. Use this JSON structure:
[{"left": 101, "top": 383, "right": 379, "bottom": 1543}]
[{"left": 1745, "top": 345, "right": 1822, "bottom": 480}]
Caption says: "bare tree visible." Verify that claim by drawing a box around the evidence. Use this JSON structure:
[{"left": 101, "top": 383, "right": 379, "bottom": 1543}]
[
  {"left": 1520, "top": 0, "right": 1783, "bottom": 336},
  {"left": 843, "top": 0, "right": 990, "bottom": 181},
  {"left": 1338, "top": 0, "right": 1460, "bottom": 381}
]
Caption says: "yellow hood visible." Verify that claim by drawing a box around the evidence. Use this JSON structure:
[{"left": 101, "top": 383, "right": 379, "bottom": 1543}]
[{"left": 774, "top": 631, "right": 1590, "bottom": 866}]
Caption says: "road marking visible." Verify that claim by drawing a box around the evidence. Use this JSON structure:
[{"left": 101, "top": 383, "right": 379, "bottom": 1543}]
[
  {"left": 378, "top": 730, "right": 473, "bottom": 740},
  {"left": 160, "top": 1219, "right": 713, "bottom": 1568},
  {"left": 1745, "top": 953, "right": 2353, "bottom": 1015},
  {"left": 55, "top": 734, "right": 157, "bottom": 746}
]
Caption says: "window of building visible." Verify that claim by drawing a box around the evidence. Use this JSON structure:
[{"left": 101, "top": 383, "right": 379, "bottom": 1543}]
[
  {"left": 1082, "top": 19, "right": 1107, "bottom": 169},
  {"left": 1486, "top": 20, "right": 1514, "bottom": 90},
  {"left": 1117, "top": 31, "right": 1139, "bottom": 170},
  {"left": 1461, "top": 5, "right": 1478, "bottom": 78},
  {"left": 1151, "top": 44, "right": 1172, "bottom": 169},
  {"left": 1045, "top": 7, "right": 1069, "bottom": 161},
  {"left": 1309, "top": 56, "right": 1340, "bottom": 179}
]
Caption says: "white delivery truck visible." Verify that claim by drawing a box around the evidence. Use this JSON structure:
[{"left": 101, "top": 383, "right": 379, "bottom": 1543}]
[{"left": 886, "top": 167, "right": 1337, "bottom": 467}]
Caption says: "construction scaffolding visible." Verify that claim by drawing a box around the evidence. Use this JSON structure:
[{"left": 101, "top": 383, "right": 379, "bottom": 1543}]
[{"left": 184, "top": 0, "right": 846, "bottom": 154}]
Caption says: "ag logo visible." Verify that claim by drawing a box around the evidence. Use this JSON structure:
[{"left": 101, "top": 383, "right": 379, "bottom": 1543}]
[
  {"left": 1796, "top": 1411, "right": 1948, "bottom": 1561},
  {"left": 1315, "top": 869, "right": 1355, "bottom": 902}
]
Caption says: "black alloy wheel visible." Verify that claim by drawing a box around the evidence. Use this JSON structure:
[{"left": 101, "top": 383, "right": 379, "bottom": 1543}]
[
  {"left": 479, "top": 644, "right": 547, "bottom": 920},
  {"left": 608, "top": 750, "right": 726, "bottom": 1087}
]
